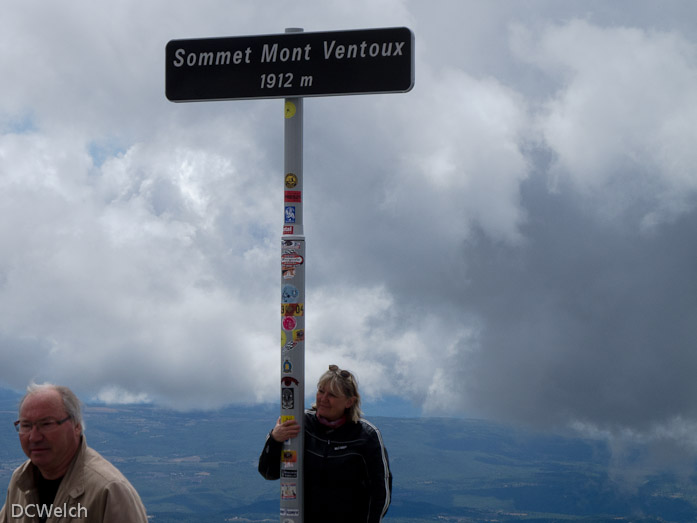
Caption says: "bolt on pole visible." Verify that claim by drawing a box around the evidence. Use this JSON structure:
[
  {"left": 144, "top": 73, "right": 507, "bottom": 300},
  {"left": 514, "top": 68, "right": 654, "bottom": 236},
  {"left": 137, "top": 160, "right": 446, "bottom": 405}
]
[{"left": 279, "top": 26, "right": 305, "bottom": 523}]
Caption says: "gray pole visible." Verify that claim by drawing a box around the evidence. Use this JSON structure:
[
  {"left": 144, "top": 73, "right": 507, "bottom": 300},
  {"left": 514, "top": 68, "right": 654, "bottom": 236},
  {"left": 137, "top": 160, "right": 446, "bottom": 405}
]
[{"left": 280, "top": 27, "right": 305, "bottom": 523}]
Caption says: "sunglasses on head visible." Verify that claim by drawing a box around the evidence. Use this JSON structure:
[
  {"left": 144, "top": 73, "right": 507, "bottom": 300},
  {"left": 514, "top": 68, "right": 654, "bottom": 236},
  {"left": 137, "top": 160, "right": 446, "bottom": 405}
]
[{"left": 328, "top": 365, "right": 351, "bottom": 378}]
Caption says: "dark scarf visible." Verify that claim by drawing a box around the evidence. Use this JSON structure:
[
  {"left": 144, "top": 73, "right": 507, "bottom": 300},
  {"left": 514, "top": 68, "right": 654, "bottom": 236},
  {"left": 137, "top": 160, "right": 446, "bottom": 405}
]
[{"left": 317, "top": 413, "right": 347, "bottom": 429}]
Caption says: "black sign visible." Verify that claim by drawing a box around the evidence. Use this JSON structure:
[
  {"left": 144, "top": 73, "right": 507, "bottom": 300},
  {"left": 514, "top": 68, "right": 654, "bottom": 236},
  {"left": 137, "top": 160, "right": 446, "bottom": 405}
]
[{"left": 166, "top": 27, "right": 414, "bottom": 101}]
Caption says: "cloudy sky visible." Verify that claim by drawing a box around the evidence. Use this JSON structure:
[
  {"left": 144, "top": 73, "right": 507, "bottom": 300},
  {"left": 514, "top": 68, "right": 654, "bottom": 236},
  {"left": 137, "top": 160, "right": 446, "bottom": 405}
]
[{"left": 1, "top": 0, "right": 696, "bottom": 455}]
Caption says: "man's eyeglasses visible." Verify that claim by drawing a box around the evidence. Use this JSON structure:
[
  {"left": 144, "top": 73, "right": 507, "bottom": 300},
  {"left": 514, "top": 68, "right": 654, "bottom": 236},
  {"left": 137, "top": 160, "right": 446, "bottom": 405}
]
[
  {"left": 328, "top": 365, "right": 351, "bottom": 378},
  {"left": 14, "top": 416, "right": 72, "bottom": 434}
]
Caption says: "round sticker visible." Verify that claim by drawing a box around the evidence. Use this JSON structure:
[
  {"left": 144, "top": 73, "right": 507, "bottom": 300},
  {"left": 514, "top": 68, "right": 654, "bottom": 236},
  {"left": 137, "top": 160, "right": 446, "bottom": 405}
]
[
  {"left": 283, "top": 316, "right": 297, "bottom": 331},
  {"left": 285, "top": 173, "right": 298, "bottom": 188},
  {"left": 285, "top": 101, "right": 296, "bottom": 119}
]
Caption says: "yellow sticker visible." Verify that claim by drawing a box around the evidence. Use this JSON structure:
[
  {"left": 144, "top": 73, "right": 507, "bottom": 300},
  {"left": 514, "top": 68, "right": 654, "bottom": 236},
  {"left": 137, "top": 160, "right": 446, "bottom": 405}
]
[
  {"left": 281, "top": 415, "right": 295, "bottom": 424},
  {"left": 285, "top": 101, "right": 296, "bottom": 119},
  {"left": 282, "top": 303, "right": 304, "bottom": 316},
  {"left": 281, "top": 449, "right": 297, "bottom": 463},
  {"left": 285, "top": 173, "right": 298, "bottom": 188},
  {"left": 281, "top": 330, "right": 287, "bottom": 347}
]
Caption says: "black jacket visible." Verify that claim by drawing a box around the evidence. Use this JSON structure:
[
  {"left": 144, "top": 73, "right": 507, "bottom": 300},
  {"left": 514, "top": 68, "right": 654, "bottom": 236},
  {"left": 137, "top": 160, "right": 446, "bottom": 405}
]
[{"left": 258, "top": 411, "right": 392, "bottom": 522}]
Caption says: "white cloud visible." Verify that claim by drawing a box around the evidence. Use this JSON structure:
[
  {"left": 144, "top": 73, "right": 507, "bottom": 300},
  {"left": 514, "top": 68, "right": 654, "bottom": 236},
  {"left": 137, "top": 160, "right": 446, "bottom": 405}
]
[
  {"left": 307, "top": 282, "right": 478, "bottom": 414},
  {"left": 514, "top": 19, "right": 697, "bottom": 227},
  {"left": 387, "top": 65, "right": 531, "bottom": 244},
  {"left": 94, "top": 386, "right": 150, "bottom": 405}
]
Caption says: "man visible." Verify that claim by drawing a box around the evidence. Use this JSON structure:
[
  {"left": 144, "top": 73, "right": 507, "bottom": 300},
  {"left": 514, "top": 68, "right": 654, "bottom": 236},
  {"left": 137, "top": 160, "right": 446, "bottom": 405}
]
[{"left": 0, "top": 383, "right": 147, "bottom": 522}]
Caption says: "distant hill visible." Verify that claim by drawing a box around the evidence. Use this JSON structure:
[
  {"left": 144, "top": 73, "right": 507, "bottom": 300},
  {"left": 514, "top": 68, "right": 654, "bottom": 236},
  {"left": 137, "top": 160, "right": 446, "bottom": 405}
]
[{"left": 2, "top": 389, "right": 697, "bottom": 521}]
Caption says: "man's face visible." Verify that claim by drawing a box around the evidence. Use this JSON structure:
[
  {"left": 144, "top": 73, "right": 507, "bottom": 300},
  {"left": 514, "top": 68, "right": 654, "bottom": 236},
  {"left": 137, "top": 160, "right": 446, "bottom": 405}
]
[{"left": 18, "top": 389, "right": 81, "bottom": 479}]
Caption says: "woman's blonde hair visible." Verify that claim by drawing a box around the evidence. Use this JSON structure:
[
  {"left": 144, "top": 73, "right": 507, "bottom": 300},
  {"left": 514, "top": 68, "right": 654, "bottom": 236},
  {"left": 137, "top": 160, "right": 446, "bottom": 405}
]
[{"left": 312, "top": 365, "right": 362, "bottom": 423}]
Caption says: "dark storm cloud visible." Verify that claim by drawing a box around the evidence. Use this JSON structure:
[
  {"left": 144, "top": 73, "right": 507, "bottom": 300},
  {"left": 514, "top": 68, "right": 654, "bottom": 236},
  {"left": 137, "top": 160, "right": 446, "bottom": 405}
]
[{"left": 455, "top": 167, "right": 697, "bottom": 430}]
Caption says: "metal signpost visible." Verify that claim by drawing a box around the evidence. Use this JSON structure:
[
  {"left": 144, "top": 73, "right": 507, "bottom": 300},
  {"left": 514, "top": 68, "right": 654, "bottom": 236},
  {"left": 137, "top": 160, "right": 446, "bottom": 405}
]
[{"left": 166, "top": 26, "right": 413, "bottom": 523}]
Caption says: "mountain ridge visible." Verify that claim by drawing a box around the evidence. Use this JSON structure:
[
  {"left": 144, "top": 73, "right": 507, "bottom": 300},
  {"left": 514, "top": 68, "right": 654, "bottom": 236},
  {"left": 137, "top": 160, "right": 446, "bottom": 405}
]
[{"left": 2, "top": 389, "right": 697, "bottom": 521}]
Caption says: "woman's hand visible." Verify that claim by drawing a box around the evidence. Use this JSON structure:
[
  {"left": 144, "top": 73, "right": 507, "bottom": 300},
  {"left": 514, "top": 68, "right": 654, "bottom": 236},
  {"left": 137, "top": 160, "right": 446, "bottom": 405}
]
[{"left": 271, "top": 417, "right": 301, "bottom": 442}]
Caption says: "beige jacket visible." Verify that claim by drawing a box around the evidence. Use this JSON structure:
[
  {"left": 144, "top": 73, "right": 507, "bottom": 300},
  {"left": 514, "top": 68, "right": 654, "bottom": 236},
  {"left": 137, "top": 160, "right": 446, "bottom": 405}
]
[{"left": 0, "top": 437, "right": 147, "bottom": 522}]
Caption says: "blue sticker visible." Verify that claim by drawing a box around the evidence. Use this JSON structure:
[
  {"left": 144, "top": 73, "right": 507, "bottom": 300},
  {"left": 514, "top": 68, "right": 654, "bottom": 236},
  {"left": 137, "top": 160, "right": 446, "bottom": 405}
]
[
  {"left": 282, "top": 285, "right": 299, "bottom": 303},
  {"left": 285, "top": 206, "right": 296, "bottom": 223}
]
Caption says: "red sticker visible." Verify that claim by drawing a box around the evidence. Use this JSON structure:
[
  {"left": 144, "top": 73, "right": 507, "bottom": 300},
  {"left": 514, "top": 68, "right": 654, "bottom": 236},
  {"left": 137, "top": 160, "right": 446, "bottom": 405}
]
[{"left": 285, "top": 191, "right": 302, "bottom": 203}]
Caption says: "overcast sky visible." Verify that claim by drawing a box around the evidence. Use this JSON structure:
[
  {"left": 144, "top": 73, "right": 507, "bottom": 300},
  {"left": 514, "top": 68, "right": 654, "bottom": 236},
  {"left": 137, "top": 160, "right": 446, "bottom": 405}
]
[{"left": 1, "top": 0, "right": 697, "bottom": 465}]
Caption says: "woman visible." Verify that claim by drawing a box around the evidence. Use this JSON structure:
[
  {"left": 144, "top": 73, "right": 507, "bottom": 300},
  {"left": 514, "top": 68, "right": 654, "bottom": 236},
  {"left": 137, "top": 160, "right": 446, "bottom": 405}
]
[{"left": 258, "top": 365, "right": 392, "bottom": 522}]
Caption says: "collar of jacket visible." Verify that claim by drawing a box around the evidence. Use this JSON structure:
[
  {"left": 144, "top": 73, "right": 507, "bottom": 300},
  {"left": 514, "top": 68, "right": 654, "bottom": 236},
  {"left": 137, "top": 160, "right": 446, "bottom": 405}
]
[{"left": 16, "top": 436, "right": 88, "bottom": 500}]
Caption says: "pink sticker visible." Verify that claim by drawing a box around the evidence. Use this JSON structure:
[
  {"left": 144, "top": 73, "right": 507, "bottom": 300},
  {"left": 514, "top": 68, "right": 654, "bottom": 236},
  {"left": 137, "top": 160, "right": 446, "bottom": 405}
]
[{"left": 283, "top": 316, "right": 297, "bottom": 331}]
